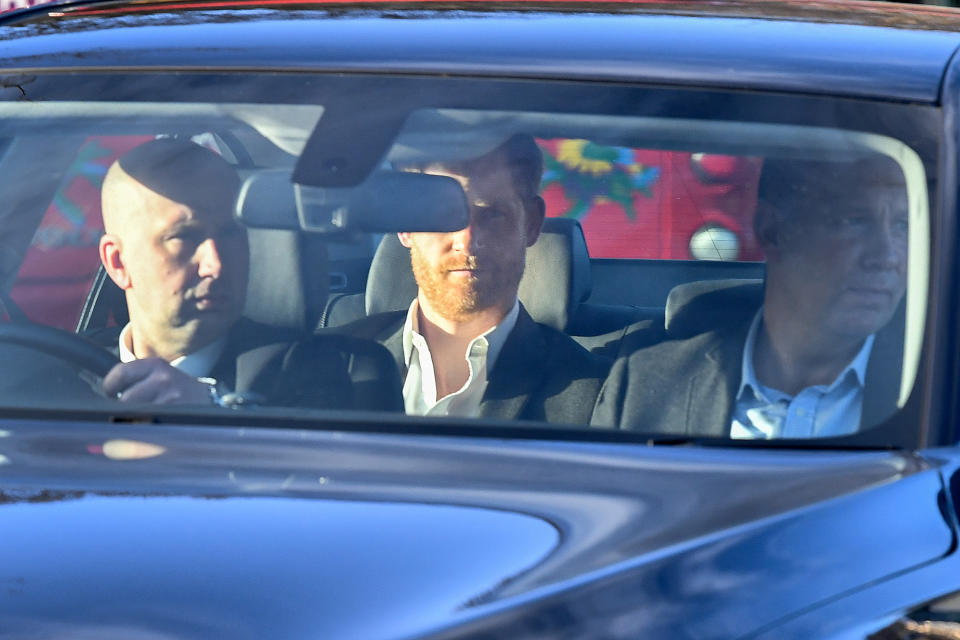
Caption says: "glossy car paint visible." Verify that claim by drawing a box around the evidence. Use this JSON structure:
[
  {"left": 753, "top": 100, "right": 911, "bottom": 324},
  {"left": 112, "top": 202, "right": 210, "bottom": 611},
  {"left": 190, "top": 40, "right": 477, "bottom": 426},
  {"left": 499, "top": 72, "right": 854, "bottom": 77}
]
[
  {"left": 751, "top": 446, "right": 960, "bottom": 639},
  {"left": 923, "top": 38, "right": 960, "bottom": 450},
  {"left": 0, "top": 417, "right": 953, "bottom": 638},
  {"left": 0, "top": 5, "right": 956, "bottom": 102},
  {"left": 0, "top": 1, "right": 958, "bottom": 638}
]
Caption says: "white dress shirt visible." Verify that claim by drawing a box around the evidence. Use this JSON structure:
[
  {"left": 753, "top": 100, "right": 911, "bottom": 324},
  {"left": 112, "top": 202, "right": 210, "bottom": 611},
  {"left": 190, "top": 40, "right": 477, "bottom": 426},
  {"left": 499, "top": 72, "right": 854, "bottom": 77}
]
[
  {"left": 731, "top": 309, "right": 874, "bottom": 439},
  {"left": 401, "top": 299, "right": 520, "bottom": 417},
  {"left": 117, "top": 323, "right": 226, "bottom": 379}
]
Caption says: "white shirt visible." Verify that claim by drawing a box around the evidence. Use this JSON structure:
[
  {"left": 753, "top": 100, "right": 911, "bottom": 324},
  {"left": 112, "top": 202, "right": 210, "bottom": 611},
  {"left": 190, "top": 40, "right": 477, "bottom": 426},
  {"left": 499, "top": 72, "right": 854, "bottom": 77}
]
[
  {"left": 731, "top": 310, "right": 874, "bottom": 439},
  {"left": 401, "top": 299, "right": 520, "bottom": 417},
  {"left": 117, "top": 323, "right": 226, "bottom": 379}
]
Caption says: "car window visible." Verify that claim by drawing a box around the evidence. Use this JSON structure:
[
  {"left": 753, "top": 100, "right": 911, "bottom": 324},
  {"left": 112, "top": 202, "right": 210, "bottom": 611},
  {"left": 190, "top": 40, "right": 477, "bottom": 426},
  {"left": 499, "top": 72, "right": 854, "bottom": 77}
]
[
  {"left": 9, "top": 136, "right": 151, "bottom": 330},
  {"left": 0, "top": 73, "right": 935, "bottom": 448},
  {"left": 540, "top": 139, "right": 763, "bottom": 261}
]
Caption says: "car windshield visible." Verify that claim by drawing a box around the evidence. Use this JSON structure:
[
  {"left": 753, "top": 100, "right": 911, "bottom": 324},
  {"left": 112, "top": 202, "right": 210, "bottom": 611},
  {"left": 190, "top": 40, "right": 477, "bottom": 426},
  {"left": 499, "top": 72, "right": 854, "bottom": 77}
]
[{"left": 0, "top": 72, "right": 935, "bottom": 447}]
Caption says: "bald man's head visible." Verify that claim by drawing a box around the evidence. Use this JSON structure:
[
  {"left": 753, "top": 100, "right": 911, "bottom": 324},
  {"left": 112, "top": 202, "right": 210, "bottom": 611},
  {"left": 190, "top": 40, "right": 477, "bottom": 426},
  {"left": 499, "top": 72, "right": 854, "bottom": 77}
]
[
  {"left": 98, "top": 139, "right": 248, "bottom": 361},
  {"left": 102, "top": 139, "right": 241, "bottom": 237},
  {"left": 101, "top": 162, "right": 149, "bottom": 239}
]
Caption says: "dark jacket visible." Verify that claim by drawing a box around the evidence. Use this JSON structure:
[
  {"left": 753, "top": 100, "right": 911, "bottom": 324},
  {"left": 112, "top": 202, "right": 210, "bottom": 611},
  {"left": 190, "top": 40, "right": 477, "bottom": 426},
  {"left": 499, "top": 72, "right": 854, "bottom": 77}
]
[
  {"left": 328, "top": 303, "right": 611, "bottom": 425},
  {"left": 591, "top": 309, "right": 903, "bottom": 435},
  {"left": 85, "top": 318, "right": 311, "bottom": 398},
  {"left": 89, "top": 317, "right": 411, "bottom": 411}
]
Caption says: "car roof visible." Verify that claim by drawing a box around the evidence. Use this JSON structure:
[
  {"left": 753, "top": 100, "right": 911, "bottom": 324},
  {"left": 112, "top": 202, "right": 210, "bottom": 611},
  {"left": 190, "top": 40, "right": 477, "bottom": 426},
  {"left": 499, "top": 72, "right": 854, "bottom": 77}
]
[{"left": 0, "top": 0, "right": 958, "bottom": 102}]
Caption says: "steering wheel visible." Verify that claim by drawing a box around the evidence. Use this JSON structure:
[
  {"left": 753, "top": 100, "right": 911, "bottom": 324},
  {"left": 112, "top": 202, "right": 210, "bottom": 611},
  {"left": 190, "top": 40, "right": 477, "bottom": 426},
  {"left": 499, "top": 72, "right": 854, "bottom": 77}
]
[{"left": 0, "top": 323, "right": 119, "bottom": 378}]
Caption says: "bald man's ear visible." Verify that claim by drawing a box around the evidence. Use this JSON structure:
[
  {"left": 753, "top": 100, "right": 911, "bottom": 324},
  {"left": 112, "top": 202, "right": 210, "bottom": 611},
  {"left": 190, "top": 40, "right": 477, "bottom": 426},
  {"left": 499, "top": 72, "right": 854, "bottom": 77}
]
[
  {"left": 99, "top": 234, "right": 132, "bottom": 290},
  {"left": 753, "top": 202, "right": 781, "bottom": 261},
  {"left": 524, "top": 196, "right": 546, "bottom": 247}
]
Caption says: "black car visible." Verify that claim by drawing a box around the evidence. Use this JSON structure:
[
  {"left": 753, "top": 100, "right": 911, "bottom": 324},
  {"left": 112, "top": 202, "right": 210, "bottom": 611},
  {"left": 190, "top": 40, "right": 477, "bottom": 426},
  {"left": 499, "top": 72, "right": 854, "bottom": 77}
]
[{"left": 0, "top": 1, "right": 958, "bottom": 638}]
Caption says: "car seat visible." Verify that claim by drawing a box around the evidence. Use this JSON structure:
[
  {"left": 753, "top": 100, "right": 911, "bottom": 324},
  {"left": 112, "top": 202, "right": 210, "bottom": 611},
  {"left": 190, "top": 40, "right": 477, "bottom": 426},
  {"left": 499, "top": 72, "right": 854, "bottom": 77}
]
[
  {"left": 322, "top": 217, "right": 650, "bottom": 337},
  {"left": 664, "top": 278, "right": 763, "bottom": 338}
]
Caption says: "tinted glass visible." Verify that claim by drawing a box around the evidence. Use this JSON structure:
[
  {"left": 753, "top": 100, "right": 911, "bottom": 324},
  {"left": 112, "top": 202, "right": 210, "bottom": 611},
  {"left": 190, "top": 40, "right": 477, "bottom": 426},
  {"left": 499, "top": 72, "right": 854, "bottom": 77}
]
[{"left": 0, "top": 73, "right": 937, "bottom": 447}]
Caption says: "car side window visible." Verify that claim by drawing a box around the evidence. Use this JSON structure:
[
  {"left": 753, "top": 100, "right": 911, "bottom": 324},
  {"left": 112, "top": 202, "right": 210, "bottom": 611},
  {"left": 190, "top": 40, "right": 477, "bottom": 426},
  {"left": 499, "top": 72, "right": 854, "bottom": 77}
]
[
  {"left": 8, "top": 136, "right": 151, "bottom": 331},
  {"left": 539, "top": 138, "right": 763, "bottom": 262}
]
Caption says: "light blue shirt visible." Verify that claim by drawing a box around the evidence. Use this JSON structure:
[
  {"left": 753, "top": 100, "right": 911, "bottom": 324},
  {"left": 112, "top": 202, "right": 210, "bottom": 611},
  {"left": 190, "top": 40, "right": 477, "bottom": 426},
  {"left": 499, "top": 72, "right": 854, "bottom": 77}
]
[{"left": 731, "top": 310, "right": 874, "bottom": 439}]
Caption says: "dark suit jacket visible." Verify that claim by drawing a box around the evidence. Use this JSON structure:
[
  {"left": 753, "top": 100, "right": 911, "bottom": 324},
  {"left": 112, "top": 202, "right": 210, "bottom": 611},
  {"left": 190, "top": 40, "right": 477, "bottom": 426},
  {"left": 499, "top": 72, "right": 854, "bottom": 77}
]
[
  {"left": 329, "top": 303, "right": 611, "bottom": 425},
  {"left": 591, "top": 308, "right": 903, "bottom": 435},
  {"left": 85, "top": 318, "right": 307, "bottom": 396},
  {"left": 87, "top": 319, "right": 403, "bottom": 411}
]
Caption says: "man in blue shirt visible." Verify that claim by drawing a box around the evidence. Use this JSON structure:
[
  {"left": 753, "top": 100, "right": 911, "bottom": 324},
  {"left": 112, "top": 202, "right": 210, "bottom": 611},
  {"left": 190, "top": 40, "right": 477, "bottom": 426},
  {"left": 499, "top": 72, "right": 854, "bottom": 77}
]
[{"left": 594, "top": 154, "right": 908, "bottom": 437}]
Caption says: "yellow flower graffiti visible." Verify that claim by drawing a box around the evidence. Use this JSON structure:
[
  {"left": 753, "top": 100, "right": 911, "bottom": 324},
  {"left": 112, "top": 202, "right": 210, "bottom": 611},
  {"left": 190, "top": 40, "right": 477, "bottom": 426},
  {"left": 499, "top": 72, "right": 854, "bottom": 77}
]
[
  {"left": 542, "top": 138, "right": 661, "bottom": 221},
  {"left": 557, "top": 139, "right": 615, "bottom": 176}
]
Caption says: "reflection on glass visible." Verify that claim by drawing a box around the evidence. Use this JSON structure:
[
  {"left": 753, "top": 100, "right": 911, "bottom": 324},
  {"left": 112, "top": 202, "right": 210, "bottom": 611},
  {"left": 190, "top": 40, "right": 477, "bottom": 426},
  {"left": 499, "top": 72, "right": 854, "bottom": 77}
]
[{"left": 100, "top": 439, "right": 166, "bottom": 461}]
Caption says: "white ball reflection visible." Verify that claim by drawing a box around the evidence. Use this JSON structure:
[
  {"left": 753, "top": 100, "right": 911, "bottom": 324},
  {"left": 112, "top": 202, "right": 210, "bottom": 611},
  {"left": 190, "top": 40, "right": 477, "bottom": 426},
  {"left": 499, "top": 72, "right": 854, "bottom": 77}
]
[{"left": 690, "top": 224, "right": 739, "bottom": 261}]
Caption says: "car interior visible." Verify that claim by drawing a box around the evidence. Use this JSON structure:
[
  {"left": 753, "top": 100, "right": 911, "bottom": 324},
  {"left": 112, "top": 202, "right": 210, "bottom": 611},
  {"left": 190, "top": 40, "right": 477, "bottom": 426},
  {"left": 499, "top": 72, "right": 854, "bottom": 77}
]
[
  {"left": 6, "top": 108, "right": 766, "bottom": 345},
  {"left": 0, "top": 82, "right": 932, "bottom": 440}
]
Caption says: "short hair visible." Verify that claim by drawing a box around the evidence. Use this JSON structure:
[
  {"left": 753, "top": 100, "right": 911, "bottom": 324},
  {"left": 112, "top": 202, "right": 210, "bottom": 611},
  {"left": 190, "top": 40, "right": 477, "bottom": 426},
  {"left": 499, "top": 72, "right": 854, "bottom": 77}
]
[
  {"left": 757, "top": 154, "right": 905, "bottom": 215},
  {"left": 399, "top": 133, "right": 544, "bottom": 201},
  {"left": 489, "top": 133, "right": 544, "bottom": 200}
]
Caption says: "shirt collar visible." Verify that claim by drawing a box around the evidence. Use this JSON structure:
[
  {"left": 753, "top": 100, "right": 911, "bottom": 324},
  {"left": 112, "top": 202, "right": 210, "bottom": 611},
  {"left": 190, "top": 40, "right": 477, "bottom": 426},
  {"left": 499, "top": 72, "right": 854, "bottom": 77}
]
[
  {"left": 402, "top": 298, "right": 520, "bottom": 374},
  {"left": 118, "top": 323, "right": 227, "bottom": 379},
  {"left": 737, "top": 308, "right": 875, "bottom": 401}
]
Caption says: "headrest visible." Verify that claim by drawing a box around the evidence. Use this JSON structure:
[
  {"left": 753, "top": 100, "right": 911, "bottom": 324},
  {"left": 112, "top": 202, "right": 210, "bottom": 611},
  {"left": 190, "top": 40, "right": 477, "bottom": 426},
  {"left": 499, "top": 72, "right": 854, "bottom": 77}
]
[
  {"left": 365, "top": 217, "right": 592, "bottom": 332},
  {"left": 244, "top": 229, "right": 329, "bottom": 331},
  {"left": 665, "top": 278, "right": 764, "bottom": 337},
  {"left": 518, "top": 217, "right": 592, "bottom": 331},
  {"left": 365, "top": 234, "right": 419, "bottom": 316}
]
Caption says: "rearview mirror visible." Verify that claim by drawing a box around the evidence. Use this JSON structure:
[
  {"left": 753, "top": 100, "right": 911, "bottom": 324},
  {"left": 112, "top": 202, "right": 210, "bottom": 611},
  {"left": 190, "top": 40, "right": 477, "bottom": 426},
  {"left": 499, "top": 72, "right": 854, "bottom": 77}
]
[{"left": 236, "top": 170, "right": 469, "bottom": 234}]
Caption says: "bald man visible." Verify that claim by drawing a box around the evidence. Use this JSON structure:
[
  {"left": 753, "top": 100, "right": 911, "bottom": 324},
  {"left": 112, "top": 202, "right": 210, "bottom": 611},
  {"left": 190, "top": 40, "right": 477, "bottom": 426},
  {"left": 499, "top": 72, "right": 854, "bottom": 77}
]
[{"left": 93, "top": 139, "right": 294, "bottom": 405}]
